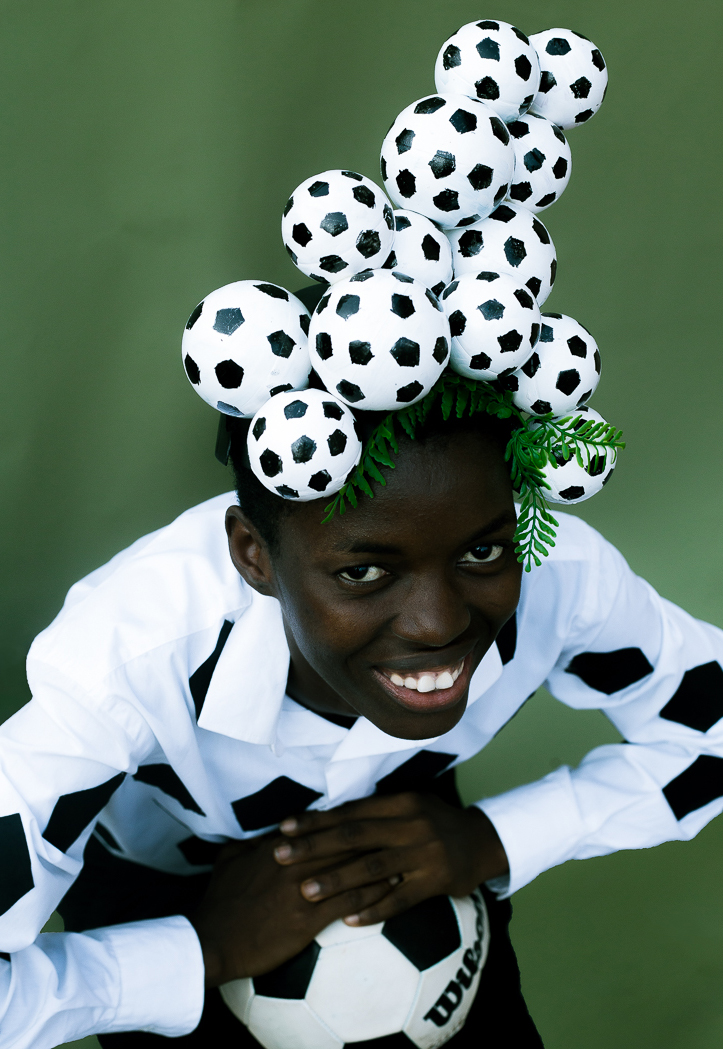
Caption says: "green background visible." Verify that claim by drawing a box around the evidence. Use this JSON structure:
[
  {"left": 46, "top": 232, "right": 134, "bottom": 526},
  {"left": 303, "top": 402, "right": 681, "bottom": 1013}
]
[{"left": 1, "top": 1, "right": 721, "bottom": 1046}]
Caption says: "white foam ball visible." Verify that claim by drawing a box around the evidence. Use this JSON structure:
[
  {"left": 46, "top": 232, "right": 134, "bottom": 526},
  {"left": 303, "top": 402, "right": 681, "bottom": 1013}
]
[
  {"left": 434, "top": 19, "right": 541, "bottom": 122},
  {"left": 506, "top": 113, "right": 571, "bottom": 213},
  {"left": 447, "top": 201, "right": 557, "bottom": 304},
  {"left": 308, "top": 269, "right": 450, "bottom": 411},
  {"left": 281, "top": 170, "right": 395, "bottom": 284},
  {"left": 529, "top": 29, "right": 608, "bottom": 130},
  {"left": 182, "top": 281, "right": 311, "bottom": 418},
  {"left": 390, "top": 210, "right": 454, "bottom": 297},
  {"left": 532, "top": 405, "right": 616, "bottom": 504},
  {"left": 380, "top": 93, "right": 514, "bottom": 229},
  {"left": 247, "top": 389, "right": 361, "bottom": 502},
  {"left": 508, "top": 312, "right": 600, "bottom": 416},
  {"left": 441, "top": 270, "right": 540, "bottom": 380}
]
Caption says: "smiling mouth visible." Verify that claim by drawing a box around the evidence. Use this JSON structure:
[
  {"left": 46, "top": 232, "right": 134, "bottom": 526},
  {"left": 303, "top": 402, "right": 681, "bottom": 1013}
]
[{"left": 372, "top": 655, "right": 472, "bottom": 712}]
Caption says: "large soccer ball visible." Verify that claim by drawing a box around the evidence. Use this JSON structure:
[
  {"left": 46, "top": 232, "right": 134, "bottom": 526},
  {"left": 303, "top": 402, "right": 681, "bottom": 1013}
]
[
  {"left": 441, "top": 270, "right": 541, "bottom": 380},
  {"left": 533, "top": 405, "right": 616, "bottom": 504},
  {"left": 446, "top": 201, "right": 557, "bottom": 304},
  {"left": 281, "top": 170, "right": 395, "bottom": 283},
  {"left": 506, "top": 311, "right": 601, "bottom": 416},
  {"left": 182, "top": 281, "right": 311, "bottom": 418},
  {"left": 434, "top": 19, "right": 541, "bottom": 122},
  {"left": 390, "top": 210, "right": 454, "bottom": 298},
  {"left": 529, "top": 29, "right": 608, "bottom": 130},
  {"left": 506, "top": 113, "right": 572, "bottom": 213},
  {"left": 247, "top": 389, "right": 361, "bottom": 502},
  {"left": 308, "top": 269, "right": 450, "bottom": 411},
  {"left": 380, "top": 93, "right": 514, "bottom": 229},
  {"left": 221, "top": 891, "right": 489, "bottom": 1049}
]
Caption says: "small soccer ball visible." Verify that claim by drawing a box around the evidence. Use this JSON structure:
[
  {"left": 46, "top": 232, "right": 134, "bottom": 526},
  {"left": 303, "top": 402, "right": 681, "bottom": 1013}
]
[
  {"left": 529, "top": 29, "right": 608, "bottom": 130},
  {"left": 308, "top": 269, "right": 450, "bottom": 411},
  {"left": 506, "top": 113, "right": 571, "bottom": 213},
  {"left": 441, "top": 270, "right": 541, "bottom": 380},
  {"left": 380, "top": 93, "right": 514, "bottom": 229},
  {"left": 182, "top": 281, "right": 311, "bottom": 418},
  {"left": 221, "top": 891, "right": 490, "bottom": 1049},
  {"left": 506, "top": 312, "right": 600, "bottom": 416},
  {"left": 533, "top": 405, "right": 616, "bottom": 505},
  {"left": 390, "top": 210, "right": 454, "bottom": 297},
  {"left": 434, "top": 20, "right": 541, "bottom": 122},
  {"left": 281, "top": 170, "right": 395, "bottom": 284},
  {"left": 247, "top": 389, "right": 361, "bottom": 502},
  {"left": 446, "top": 201, "right": 557, "bottom": 305}
]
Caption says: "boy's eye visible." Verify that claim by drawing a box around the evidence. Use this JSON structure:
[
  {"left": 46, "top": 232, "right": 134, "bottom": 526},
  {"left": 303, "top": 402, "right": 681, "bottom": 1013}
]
[
  {"left": 459, "top": 544, "right": 504, "bottom": 565},
  {"left": 339, "top": 565, "right": 387, "bottom": 583}
]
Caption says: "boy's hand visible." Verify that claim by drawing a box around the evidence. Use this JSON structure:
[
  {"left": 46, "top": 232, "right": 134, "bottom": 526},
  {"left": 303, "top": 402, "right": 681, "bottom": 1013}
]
[{"left": 274, "top": 792, "right": 508, "bottom": 925}]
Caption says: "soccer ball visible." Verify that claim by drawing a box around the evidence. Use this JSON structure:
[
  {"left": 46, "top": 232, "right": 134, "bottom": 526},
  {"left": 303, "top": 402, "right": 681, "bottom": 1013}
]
[
  {"left": 532, "top": 405, "right": 616, "bottom": 505},
  {"left": 380, "top": 93, "right": 514, "bottom": 229},
  {"left": 220, "top": 891, "right": 490, "bottom": 1049},
  {"left": 390, "top": 210, "right": 454, "bottom": 298},
  {"left": 506, "top": 113, "right": 571, "bottom": 213},
  {"left": 529, "top": 29, "right": 608, "bottom": 130},
  {"left": 434, "top": 20, "right": 541, "bottom": 123},
  {"left": 506, "top": 312, "right": 600, "bottom": 416},
  {"left": 441, "top": 270, "right": 541, "bottom": 380},
  {"left": 182, "top": 281, "right": 311, "bottom": 418},
  {"left": 446, "top": 201, "right": 557, "bottom": 304},
  {"left": 281, "top": 170, "right": 395, "bottom": 283},
  {"left": 247, "top": 389, "right": 361, "bottom": 502},
  {"left": 308, "top": 269, "right": 450, "bottom": 411}
]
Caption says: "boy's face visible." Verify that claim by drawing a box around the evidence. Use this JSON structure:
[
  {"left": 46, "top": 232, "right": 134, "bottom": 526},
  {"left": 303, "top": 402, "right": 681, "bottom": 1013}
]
[{"left": 227, "top": 430, "right": 522, "bottom": 740}]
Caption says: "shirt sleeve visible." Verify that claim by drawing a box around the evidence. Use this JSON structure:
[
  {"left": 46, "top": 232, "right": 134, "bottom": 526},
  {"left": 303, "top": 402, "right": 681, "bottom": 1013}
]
[
  {"left": 0, "top": 661, "right": 205, "bottom": 1043},
  {"left": 476, "top": 526, "right": 723, "bottom": 896}
]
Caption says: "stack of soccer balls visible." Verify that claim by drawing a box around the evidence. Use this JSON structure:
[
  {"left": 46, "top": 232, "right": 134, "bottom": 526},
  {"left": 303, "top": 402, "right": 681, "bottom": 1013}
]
[{"left": 183, "top": 19, "right": 614, "bottom": 507}]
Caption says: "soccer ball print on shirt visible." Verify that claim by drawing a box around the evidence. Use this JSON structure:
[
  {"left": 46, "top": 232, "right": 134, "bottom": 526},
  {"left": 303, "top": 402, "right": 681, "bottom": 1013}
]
[
  {"left": 507, "top": 312, "right": 601, "bottom": 417},
  {"left": 529, "top": 28, "right": 608, "bottom": 129},
  {"left": 221, "top": 891, "right": 489, "bottom": 1049},
  {"left": 434, "top": 20, "right": 541, "bottom": 122},
  {"left": 308, "top": 269, "right": 450, "bottom": 411},
  {"left": 506, "top": 112, "right": 572, "bottom": 213}
]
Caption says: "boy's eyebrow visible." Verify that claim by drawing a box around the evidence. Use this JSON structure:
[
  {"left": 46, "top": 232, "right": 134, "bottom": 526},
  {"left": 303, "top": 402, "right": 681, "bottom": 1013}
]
[{"left": 335, "top": 510, "right": 518, "bottom": 556}]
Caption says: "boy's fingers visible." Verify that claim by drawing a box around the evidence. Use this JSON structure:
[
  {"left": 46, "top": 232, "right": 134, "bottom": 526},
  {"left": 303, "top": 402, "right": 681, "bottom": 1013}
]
[
  {"left": 299, "top": 848, "right": 413, "bottom": 900},
  {"left": 279, "top": 792, "right": 421, "bottom": 836}
]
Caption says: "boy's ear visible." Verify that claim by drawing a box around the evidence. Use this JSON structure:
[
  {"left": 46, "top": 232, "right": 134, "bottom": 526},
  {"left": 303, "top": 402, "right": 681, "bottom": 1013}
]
[{"left": 225, "top": 506, "right": 277, "bottom": 597}]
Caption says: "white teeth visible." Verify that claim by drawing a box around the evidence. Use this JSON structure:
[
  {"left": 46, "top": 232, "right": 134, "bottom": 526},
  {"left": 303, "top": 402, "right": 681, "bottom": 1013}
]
[
  {"left": 390, "top": 673, "right": 405, "bottom": 686},
  {"left": 417, "top": 675, "right": 435, "bottom": 693},
  {"left": 435, "top": 671, "right": 454, "bottom": 690},
  {"left": 404, "top": 676, "right": 418, "bottom": 690},
  {"left": 384, "top": 660, "right": 465, "bottom": 692}
]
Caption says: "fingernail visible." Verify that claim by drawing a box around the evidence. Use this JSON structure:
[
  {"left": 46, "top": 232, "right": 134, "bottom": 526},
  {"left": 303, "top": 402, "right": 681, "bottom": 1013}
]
[
  {"left": 274, "top": 844, "right": 292, "bottom": 861},
  {"left": 302, "top": 881, "right": 320, "bottom": 899},
  {"left": 279, "top": 818, "right": 297, "bottom": 834},
  {"left": 344, "top": 914, "right": 361, "bottom": 925}
]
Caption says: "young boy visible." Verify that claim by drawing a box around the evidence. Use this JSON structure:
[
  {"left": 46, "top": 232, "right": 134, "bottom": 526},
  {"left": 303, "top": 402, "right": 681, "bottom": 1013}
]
[{"left": 1, "top": 392, "right": 722, "bottom": 1048}]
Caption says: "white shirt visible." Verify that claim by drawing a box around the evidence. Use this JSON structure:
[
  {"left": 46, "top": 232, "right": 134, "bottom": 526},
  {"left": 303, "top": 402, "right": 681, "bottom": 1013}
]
[{"left": 2, "top": 492, "right": 723, "bottom": 1047}]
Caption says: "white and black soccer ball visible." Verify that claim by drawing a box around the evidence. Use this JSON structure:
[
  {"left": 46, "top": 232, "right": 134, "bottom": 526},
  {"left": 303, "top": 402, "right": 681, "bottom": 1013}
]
[
  {"left": 529, "top": 29, "right": 608, "bottom": 130},
  {"left": 441, "top": 270, "right": 541, "bottom": 380},
  {"left": 447, "top": 201, "right": 557, "bottom": 305},
  {"left": 390, "top": 210, "right": 454, "bottom": 297},
  {"left": 434, "top": 20, "right": 541, "bottom": 123},
  {"left": 532, "top": 405, "right": 616, "bottom": 505},
  {"left": 380, "top": 93, "right": 514, "bottom": 229},
  {"left": 308, "top": 269, "right": 450, "bottom": 411},
  {"left": 221, "top": 891, "right": 489, "bottom": 1049},
  {"left": 182, "top": 281, "right": 311, "bottom": 418},
  {"left": 506, "top": 113, "right": 571, "bottom": 213},
  {"left": 247, "top": 389, "right": 361, "bottom": 502},
  {"left": 281, "top": 170, "right": 395, "bottom": 284},
  {"left": 507, "top": 311, "right": 601, "bottom": 416}
]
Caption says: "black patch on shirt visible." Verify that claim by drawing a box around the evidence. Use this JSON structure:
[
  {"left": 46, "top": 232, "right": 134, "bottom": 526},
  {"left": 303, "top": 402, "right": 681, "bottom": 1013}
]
[
  {"left": 660, "top": 662, "right": 723, "bottom": 733},
  {"left": 189, "top": 620, "right": 234, "bottom": 719},
  {"left": 43, "top": 773, "right": 126, "bottom": 854},
  {"left": 376, "top": 750, "right": 457, "bottom": 795},
  {"left": 0, "top": 813, "right": 34, "bottom": 916},
  {"left": 0, "top": 953, "right": 9, "bottom": 962},
  {"left": 345, "top": 1037, "right": 416, "bottom": 1047},
  {"left": 94, "top": 822, "right": 122, "bottom": 851},
  {"left": 253, "top": 940, "right": 320, "bottom": 999},
  {"left": 232, "top": 777, "right": 323, "bottom": 831},
  {"left": 496, "top": 613, "right": 517, "bottom": 665},
  {"left": 177, "top": 836, "right": 224, "bottom": 866},
  {"left": 565, "top": 648, "right": 654, "bottom": 694},
  {"left": 133, "top": 764, "right": 206, "bottom": 816},
  {"left": 663, "top": 756, "right": 723, "bottom": 820}
]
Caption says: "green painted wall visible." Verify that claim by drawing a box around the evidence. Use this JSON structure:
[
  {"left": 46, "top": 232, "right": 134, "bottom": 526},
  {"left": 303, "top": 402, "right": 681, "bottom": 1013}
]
[{"left": 0, "top": 2, "right": 721, "bottom": 1046}]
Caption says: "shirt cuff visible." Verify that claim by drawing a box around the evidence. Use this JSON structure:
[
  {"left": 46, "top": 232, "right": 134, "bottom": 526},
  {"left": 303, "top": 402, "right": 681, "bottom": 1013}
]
[
  {"left": 475, "top": 766, "right": 583, "bottom": 897},
  {"left": 87, "top": 916, "right": 205, "bottom": 1036}
]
